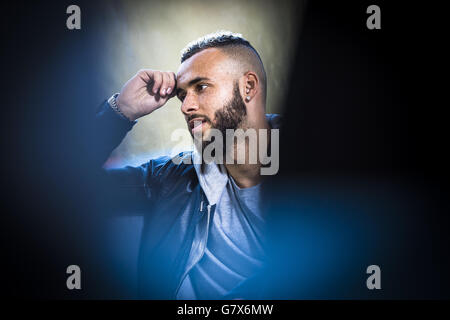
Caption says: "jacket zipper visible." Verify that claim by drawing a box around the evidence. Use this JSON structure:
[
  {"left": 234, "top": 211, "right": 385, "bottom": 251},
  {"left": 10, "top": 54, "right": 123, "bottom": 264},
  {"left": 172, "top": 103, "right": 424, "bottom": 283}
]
[{"left": 173, "top": 202, "right": 212, "bottom": 298}]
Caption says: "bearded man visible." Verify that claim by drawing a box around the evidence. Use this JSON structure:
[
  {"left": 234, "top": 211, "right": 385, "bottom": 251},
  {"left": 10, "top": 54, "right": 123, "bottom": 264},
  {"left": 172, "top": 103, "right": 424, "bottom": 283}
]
[{"left": 94, "top": 31, "right": 281, "bottom": 299}]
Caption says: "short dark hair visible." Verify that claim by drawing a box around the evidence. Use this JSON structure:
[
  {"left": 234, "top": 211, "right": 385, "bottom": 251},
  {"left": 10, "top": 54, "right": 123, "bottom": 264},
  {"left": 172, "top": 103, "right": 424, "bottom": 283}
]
[
  {"left": 181, "top": 31, "right": 254, "bottom": 62},
  {"left": 180, "top": 31, "right": 267, "bottom": 102}
]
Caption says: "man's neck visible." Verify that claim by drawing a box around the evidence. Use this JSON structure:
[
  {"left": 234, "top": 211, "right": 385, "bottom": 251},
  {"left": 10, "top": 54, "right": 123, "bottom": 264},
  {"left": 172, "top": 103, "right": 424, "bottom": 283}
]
[
  {"left": 224, "top": 115, "right": 271, "bottom": 189},
  {"left": 225, "top": 163, "right": 263, "bottom": 188}
]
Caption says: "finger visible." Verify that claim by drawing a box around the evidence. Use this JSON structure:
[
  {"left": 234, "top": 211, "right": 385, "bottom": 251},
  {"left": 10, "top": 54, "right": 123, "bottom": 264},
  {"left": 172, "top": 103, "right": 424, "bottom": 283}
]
[
  {"left": 166, "top": 72, "right": 177, "bottom": 97},
  {"left": 151, "top": 71, "right": 163, "bottom": 95},
  {"left": 137, "top": 69, "right": 154, "bottom": 84},
  {"left": 159, "top": 72, "right": 171, "bottom": 97}
]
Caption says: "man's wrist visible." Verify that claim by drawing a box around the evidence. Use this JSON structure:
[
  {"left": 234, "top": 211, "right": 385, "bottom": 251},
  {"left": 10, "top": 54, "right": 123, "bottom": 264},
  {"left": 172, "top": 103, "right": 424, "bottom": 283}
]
[{"left": 107, "top": 93, "right": 133, "bottom": 122}]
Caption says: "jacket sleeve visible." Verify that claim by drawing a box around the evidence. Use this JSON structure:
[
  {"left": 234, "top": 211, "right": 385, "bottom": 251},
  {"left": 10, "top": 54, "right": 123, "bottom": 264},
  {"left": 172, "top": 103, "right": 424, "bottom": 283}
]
[
  {"left": 92, "top": 99, "right": 137, "bottom": 168},
  {"left": 87, "top": 100, "right": 158, "bottom": 216}
]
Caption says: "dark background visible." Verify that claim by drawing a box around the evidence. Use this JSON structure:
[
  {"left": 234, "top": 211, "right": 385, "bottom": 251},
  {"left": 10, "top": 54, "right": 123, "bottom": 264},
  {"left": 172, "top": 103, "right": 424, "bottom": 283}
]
[
  {"left": 1, "top": 0, "right": 449, "bottom": 299},
  {"left": 266, "top": 1, "right": 450, "bottom": 299}
]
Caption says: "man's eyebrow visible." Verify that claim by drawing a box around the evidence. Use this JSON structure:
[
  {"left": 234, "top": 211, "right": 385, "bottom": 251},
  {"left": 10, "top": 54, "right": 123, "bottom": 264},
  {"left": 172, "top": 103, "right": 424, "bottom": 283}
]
[
  {"left": 177, "top": 77, "right": 211, "bottom": 94},
  {"left": 188, "top": 76, "right": 210, "bottom": 86}
]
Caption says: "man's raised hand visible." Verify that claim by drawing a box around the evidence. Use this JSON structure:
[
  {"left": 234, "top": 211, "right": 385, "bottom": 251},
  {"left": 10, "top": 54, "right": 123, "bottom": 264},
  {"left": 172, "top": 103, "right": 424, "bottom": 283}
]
[{"left": 115, "top": 69, "right": 177, "bottom": 121}]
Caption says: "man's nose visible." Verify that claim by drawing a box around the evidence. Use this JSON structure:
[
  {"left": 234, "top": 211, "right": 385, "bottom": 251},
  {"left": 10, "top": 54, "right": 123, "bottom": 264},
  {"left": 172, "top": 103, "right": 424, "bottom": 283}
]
[{"left": 181, "top": 93, "right": 199, "bottom": 116}]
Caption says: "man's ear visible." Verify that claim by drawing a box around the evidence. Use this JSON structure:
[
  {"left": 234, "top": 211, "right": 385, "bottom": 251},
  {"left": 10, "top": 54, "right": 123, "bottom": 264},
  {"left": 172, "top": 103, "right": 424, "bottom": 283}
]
[{"left": 241, "top": 71, "right": 259, "bottom": 103}]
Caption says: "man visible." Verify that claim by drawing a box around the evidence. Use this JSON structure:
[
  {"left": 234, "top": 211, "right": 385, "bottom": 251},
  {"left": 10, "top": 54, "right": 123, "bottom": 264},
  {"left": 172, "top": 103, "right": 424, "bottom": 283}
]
[{"left": 94, "top": 31, "right": 281, "bottom": 299}]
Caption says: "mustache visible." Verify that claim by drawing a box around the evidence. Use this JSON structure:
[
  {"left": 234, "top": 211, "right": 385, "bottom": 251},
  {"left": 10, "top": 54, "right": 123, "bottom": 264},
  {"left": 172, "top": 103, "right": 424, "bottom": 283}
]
[{"left": 186, "top": 113, "right": 212, "bottom": 124}]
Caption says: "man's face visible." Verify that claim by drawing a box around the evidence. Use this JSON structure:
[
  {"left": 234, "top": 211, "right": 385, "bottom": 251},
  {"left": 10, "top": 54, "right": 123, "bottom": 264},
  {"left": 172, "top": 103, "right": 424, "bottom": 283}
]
[{"left": 176, "top": 48, "right": 247, "bottom": 141}]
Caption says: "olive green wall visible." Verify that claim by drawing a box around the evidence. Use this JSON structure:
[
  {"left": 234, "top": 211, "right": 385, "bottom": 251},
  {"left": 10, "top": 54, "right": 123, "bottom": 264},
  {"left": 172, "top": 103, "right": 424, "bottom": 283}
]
[{"left": 100, "top": 0, "right": 302, "bottom": 167}]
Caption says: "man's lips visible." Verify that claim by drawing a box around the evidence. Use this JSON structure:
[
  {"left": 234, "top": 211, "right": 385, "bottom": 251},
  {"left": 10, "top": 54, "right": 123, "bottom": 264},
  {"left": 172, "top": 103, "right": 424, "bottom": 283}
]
[{"left": 188, "top": 118, "right": 207, "bottom": 130}]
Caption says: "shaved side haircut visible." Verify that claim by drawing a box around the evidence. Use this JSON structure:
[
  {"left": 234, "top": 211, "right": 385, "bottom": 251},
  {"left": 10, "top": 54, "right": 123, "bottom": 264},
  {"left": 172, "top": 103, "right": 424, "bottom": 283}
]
[{"left": 180, "top": 31, "right": 267, "bottom": 104}]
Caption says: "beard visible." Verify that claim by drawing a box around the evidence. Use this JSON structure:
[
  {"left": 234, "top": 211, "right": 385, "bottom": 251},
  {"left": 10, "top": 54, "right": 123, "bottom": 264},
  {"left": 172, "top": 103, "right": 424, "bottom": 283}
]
[
  {"left": 213, "top": 82, "right": 247, "bottom": 136},
  {"left": 201, "top": 81, "right": 247, "bottom": 155}
]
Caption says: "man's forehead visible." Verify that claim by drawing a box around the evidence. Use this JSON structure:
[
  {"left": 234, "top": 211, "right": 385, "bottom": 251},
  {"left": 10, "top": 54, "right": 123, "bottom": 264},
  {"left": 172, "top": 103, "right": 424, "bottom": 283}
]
[{"left": 176, "top": 48, "right": 234, "bottom": 86}]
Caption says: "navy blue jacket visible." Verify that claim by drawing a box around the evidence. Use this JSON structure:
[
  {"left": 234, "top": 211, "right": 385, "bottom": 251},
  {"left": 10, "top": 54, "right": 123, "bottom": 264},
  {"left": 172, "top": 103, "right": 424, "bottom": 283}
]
[{"left": 93, "top": 100, "right": 280, "bottom": 299}]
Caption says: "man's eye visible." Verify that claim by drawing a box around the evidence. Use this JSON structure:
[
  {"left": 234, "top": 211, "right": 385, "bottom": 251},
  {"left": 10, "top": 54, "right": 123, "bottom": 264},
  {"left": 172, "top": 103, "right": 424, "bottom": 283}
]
[{"left": 197, "top": 84, "right": 208, "bottom": 91}]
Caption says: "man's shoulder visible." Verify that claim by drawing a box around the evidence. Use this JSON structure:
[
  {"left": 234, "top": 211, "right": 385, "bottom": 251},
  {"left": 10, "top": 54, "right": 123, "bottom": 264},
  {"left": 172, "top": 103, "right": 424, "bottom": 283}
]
[
  {"left": 146, "top": 151, "right": 196, "bottom": 178},
  {"left": 143, "top": 151, "right": 198, "bottom": 197}
]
